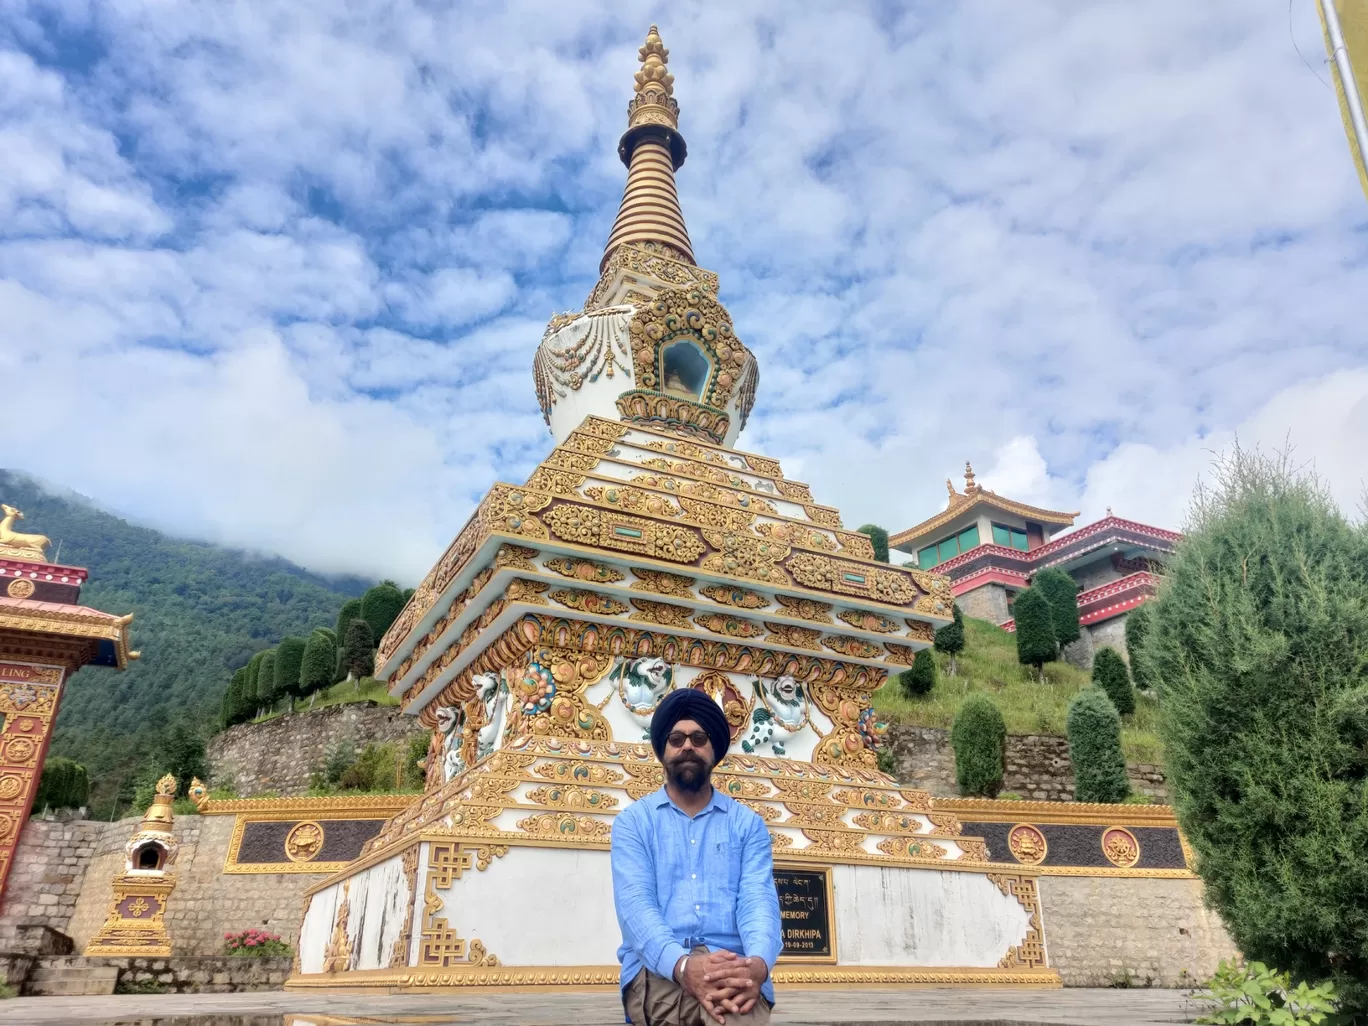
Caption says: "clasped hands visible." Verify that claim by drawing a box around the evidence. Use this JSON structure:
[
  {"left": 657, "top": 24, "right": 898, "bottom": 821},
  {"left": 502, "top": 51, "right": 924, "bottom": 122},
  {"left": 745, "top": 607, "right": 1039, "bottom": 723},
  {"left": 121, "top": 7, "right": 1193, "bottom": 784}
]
[{"left": 677, "top": 949, "right": 767, "bottom": 1024}]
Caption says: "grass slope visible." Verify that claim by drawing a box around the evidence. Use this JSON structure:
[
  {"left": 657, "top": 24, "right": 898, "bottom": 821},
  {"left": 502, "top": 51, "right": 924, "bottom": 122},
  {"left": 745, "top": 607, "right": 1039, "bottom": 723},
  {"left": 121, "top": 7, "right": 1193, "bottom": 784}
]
[
  {"left": 872, "top": 617, "right": 1162, "bottom": 763},
  {"left": 0, "top": 470, "right": 370, "bottom": 805}
]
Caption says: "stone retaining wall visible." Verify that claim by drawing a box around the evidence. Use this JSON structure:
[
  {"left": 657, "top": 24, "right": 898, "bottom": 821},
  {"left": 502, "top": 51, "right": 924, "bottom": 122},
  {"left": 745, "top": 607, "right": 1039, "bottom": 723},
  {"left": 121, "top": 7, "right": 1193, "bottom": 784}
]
[
  {"left": 0, "top": 818, "right": 108, "bottom": 952},
  {"left": 208, "top": 701, "right": 426, "bottom": 797},
  {"left": 33, "top": 954, "right": 292, "bottom": 993},
  {"left": 886, "top": 724, "right": 1168, "bottom": 801}
]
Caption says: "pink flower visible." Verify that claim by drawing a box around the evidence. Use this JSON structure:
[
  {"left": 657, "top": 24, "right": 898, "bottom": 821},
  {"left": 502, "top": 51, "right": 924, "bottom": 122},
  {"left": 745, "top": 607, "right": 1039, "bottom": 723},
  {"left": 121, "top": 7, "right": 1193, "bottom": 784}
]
[
  {"left": 224, "top": 932, "right": 232, "bottom": 939},
  {"left": 245, "top": 939, "right": 257, "bottom": 947}
]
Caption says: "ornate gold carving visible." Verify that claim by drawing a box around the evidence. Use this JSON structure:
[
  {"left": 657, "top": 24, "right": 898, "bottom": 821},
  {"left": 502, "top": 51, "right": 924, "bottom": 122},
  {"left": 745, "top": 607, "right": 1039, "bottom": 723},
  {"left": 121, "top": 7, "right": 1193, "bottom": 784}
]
[
  {"left": 677, "top": 498, "right": 754, "bottom": 533},
  {"left": 775, "top": 481, "right": 814, "bottom": 502},
  {"left": 927, "top": 813, "right": 964, "bottom": 837},
  {"left": 804, "top": 505, "right": 843, "bottom": 528},
  {"left": 735, "top": 799, "right": 781, "bottom": 822},
  {"left": 533, "top": 306, "right": 634, "bottom": 420},
  {"left": 524, "top": 467, "right": 586, "bottom": 496},
  {"left": 883, "top": 643, "right": 916, "bottom": 666},
  {"left": 419, "top": 844, "right": 471, "bottom": 967},
  {"left": 616, "top": 391, "right": 731, "bottom": 445},
  {"left": 763, "top": 623, "right": 822, "bottom": 651},
  {"left": 494, "top": 545, "right": 540, "bottom": 572},
  {"left": 1101, "top": 826, "right": 1140, "bottom": 868},
  {"left": 524, "top": 785, "right": 620, "bottom": 811},
  {"left": 852, "top": 811, "right": 924, "bottom": 834},
  {"left": 786, "top": 553, "right": 919, "bottom": 605},
  {"left": 821, "top": 634, "right": 883, "bottom": 660},
  {"left": 831, "top": 788, "right": 901, "bottom": 809},
  {"left": 542, "top": 557, "right": 625, "bottom": 584},
  {"left": 583, "top": 483, "right": 683, "bottom": 519},
  {"left": 835, "top": 531, "right": 876, "bottom": 559},
  {"left": 548, "top": 589, "right": 629, "bottom": 616},
  {"left": 486, "top": 485, "right": 552, "bottom": 541},
  {"left": 632, "top": 475, "right": 779, "bottom": 516},
  {"left": 506, "top": 649, "right": 613, "bottom": 741},
  {"left": 517, "top": 812, "right": 613, "bottom": 839},
  {"left": 630, "top": 568, "right": 696, "bottom": 598},
  {"left": 770, "top": 832, "right": 794, "bottom": 850},
  {"left": 504, "top": 579, "right": 550, "bottom": 604},
  {"left": 838, "top": 609, "right": 900, "bottom": 634},
  {"left": 627, "top": 288, "right": 754, "bottom": 417},
  {"left": 643, "top": 437, "right": 726, "bottom": 465},
  {"left": 0, "top": 505, "right": 49, "bottom": 561},
  {"left": 5, "top": 578, "right": 34, "bottom": 599},
  {"left": 701, "top": 531, "right": 790, "bottom": 585},
  {"left": 904, "top": 619, "right": 937, "bottom": 644},
  {"left": 322, "top": 882, "right": 353, "bottom": 973},
  {"left": 773, "top": 594, "right": 833, "bottom": 623},
  {"left": 694, "top": 612, "right": 765, "bottom": 638},
  {"left": 389, "top": 846, "right": 421, "bottom": 968},
  {"left": 285, "top": 822, "right": 325, "bottom": 863},
  {"left": 533, "top": 761, "right": 625, "bottom": 785},
  {"left": 543, "top": 449, "right": 601, "bottom": 473},
  {"left": 756, "top": 521, "right": 837, "bottom": 552},
  {"left": 876, "top": 837, "right": 949, "bottom": 860},
  {"left": 1008, "top": 824, "right": 1048, "bottom": 866},
  {"left": 801, "top": 828, "right": 866, "bottom": 853},
  {"left": 628, "top": 599, "right": 695, "bottom": 629},
  {"left": 715, "top": 775, "right": 773, "bottom": 799},
  {"left": 691, "top": 669, "right": 753, "bottom": 737},
  {"left": 699, "top": 583, "right": 767, "bottom": 609},
  {"left": 542, "top": 504, "right": 706, "bottom": 563},
  {"left": 988, "top": 875, "right": 1047, "bottom": 970}
]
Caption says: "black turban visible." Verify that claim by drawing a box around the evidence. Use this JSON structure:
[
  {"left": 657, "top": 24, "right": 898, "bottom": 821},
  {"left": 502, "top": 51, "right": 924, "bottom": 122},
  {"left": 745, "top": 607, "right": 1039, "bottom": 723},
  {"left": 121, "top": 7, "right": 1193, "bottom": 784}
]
[{"left": 650, "top": 688, "right": 731, "bottom": 761}]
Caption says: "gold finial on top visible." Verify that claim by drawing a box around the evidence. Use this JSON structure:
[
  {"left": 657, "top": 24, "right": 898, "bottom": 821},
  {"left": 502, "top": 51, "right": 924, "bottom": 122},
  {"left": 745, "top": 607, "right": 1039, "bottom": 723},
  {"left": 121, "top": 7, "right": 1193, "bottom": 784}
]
[
  {"left": 626, "top": 24, "right": 680, "bottom": 132},
  {"left": 963, "top": 462, "right": 978, "bottom": 494},
  {"left": 155, "top": 774, "right": 177, "bottom": 797},
  {"left": 634, "top": 25, "right": 673, "bottom": 96}
]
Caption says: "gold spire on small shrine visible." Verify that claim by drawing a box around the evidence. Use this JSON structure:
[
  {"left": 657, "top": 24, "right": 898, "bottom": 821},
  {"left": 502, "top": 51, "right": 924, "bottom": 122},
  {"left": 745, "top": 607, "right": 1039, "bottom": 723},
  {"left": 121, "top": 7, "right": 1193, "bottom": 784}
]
[
  {"left": 600, "top": 24, "right": 695, "bottom": 271},
  {"left": 140, "top": 774, "right": 177, "bottom": 834},
  {"left": 963, "top": 462, "right": 980, "bottom": 495}
]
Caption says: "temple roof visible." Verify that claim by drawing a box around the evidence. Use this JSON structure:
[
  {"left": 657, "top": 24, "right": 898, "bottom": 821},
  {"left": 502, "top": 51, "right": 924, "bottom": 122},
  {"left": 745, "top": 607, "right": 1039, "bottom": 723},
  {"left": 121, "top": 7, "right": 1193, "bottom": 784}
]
[
  {"left": 599, "top": 25, "right": 695, "bottom": 271},
  {"left": 889, "top": 462, "right": 1078, "bottom": 550}
]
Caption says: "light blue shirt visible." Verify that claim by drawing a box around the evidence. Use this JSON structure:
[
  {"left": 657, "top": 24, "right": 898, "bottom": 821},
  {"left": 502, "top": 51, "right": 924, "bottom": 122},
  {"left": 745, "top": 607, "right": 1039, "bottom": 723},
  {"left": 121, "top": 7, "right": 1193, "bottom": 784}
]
[{"left": 611, "top": 785, "right": 783, "bottom": 1005}]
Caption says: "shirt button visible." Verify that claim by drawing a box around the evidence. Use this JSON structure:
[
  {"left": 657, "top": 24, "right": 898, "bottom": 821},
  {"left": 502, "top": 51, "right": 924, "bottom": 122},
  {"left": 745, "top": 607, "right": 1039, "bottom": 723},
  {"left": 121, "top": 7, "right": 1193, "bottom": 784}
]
[
  {"left": 692, "top": 873, "right": 697, "bottom": 879},
  {"left": 691, "top": 839, "right": 696, "bottom": 844},
  {"left": 695, "top": 904, "right": 700, "bottom": 910}
]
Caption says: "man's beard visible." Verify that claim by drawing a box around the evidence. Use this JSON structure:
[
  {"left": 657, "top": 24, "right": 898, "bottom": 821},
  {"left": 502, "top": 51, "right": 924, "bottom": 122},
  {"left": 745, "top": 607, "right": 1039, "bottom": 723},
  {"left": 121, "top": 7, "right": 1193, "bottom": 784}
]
[{"left": 666, "top": 752, "right": 711, "bottom": 793}]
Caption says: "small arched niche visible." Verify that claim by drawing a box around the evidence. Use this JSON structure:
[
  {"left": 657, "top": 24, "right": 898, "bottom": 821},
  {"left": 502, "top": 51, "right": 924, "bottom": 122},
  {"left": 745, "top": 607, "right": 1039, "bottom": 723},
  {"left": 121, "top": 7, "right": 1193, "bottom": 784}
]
[
  {"left": 133, "top": 842, "right": 167, "bottom": 872},
  {"left": 659, "top": 339, "right": 712, "bottom": 400}
]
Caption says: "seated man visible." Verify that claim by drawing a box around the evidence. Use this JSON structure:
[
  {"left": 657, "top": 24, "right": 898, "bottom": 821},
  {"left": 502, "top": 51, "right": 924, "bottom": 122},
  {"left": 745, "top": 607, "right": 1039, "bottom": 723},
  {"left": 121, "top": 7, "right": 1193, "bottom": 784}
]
[{"left": 611, "top": 688, "right": 782, "bottom": 1026}]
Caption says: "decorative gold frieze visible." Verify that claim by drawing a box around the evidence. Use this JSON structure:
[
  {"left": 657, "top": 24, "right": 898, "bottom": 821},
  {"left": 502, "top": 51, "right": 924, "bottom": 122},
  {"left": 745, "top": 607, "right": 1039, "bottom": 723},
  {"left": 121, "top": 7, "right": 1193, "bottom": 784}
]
[
  {"left": 517, "top": 812, "right": 613, "bottom": 839},
  {"left": 524, "top": 785, "right": 620, "bottom": 811},
  {"left": 838, "top": 610, "right": 900, "bottom": 634},
  {"left": 786, "top": 553, "right": 918, "bottom": 605},
  {"left": 852, "top": 811, "right": 923, "bottom": 834},
  {"left": 494, "top": 545, "right": 540, "bottom": 572},
  {"left": 822, "top": 635, "right": 883, "bottom": 660},
  {"left": 701, "top": 531, "right": 790, "bottom": 585},
  {"left": 774, "top": 594, "right": 833, "bottom": 623},
  {"left": 883, "top": 644, "right": 916, "bottom": 666},
  {"left": 322, "top": 882, "right": 353, "bottom": 972},
  {"left": 988, "top": 874, "right": 1047, "bottom": 970},
  {"left": 757, "top": 521, "right": 837, "bottom": 552},
  {"left": 763, "top": 623, "right": 822, "bottom": 651},
  {"left": 583, "top": 484, "right": 683, "bottom": 518},
  {"left": 804, "top": 505, "right": 843, "bottom": 528},
  {"left": 1101, "top": 827, "right": 1140, "bottom": 868},
  {"left": 548, "top": 589, "right": 629, "bottom": 616},
  {"left": 775, "top": 481, "right": 814, "bottom": 502},
  {"left": 504, "top": 579, "right": 550, "bottom": 604},
  {"left": 904, "top": 619, "right": 937, "bottom": 644},
  {"left": 628, "top": 599, "right": 695, "bottom": 629},
  {"left": 542, "top": 557, "right": 625, "bottom": 584},
  {"left": 533, "top": 761, "right": 625, "bottom": 785},
  {"left": 524, "top": 466, "right": 587, "bottom": 496},
  {"left": 876, "top": 837, "right": 949, "bottom": 861},
  {"left": 543, "top": 449, "right": 601, "bottom": 473},
  {"left": 630, "top": 568, "right": 696, "bottom": 598},
  {"left": 699, "top": 583, "right": 767, "bottom": 609},
  {"left": 1008, "top": 825, "right": 1048, "bottom": 866},
  {"left": 694, "top": 612, "right": 764, "bottom": 638},
  {"left": 543, "top": 504, "right": 706, "bottom": 563},
  {"left": 617, "top": 391, "right": 731, "bottom": 445}
]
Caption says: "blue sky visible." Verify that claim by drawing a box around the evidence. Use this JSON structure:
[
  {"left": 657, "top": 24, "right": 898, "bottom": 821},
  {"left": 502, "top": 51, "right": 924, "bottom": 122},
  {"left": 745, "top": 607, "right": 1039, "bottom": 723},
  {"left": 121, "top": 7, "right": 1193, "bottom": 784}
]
[{"left": 2, "top": 1, "right": 1366, "bottom": 581}]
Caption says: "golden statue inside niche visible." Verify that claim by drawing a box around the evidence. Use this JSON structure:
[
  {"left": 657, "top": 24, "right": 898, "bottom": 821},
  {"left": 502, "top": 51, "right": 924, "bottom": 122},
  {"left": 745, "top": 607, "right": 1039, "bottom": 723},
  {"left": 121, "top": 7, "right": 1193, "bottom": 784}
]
[{"left": 0, "top": 504, "right": 50, "bottom": 561}]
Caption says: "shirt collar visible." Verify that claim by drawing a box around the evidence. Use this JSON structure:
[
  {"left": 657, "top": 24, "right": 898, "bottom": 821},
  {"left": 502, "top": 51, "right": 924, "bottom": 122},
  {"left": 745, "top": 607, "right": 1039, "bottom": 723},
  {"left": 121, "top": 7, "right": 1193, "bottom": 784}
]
[{"left": 649, "top": 784, "right": 732, "bottom": 816}]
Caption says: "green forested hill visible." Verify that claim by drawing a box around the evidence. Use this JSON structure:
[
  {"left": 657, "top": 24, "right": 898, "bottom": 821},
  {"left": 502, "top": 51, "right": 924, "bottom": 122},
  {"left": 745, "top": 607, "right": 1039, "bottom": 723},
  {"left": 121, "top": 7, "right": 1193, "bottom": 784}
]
[{"left": 0, "top": 470, "right": 371, "bottom": 812}]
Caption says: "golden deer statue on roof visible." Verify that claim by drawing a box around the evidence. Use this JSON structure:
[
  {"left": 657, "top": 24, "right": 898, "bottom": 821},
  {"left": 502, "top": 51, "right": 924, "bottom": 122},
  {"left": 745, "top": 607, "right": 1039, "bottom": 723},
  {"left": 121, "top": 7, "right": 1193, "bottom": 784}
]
[{"left": 0, "top": 504, "right": 51, "bottom": 560}]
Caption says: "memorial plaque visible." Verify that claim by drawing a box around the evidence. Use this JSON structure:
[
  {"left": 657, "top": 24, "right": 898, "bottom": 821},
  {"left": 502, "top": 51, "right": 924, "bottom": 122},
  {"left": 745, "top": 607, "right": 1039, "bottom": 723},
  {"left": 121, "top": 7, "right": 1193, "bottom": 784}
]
[{"left": 773, "top": 865, "right": 834, "bottom": 961}]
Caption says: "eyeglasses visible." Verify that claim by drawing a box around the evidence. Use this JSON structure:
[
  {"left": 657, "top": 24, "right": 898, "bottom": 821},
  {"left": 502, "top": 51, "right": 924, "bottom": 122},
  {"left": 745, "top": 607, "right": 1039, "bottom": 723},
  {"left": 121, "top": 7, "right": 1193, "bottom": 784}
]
[{"left": 665, "top": 730, "right": 711, "bottom": 750}]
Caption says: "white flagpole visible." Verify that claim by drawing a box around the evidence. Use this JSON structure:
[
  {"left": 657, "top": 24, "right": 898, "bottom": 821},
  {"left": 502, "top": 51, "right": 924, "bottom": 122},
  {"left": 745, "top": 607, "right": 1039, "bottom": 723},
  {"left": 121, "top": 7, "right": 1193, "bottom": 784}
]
[{"left": 1319, "top": 0, "right": 1368, "bottom": 173}]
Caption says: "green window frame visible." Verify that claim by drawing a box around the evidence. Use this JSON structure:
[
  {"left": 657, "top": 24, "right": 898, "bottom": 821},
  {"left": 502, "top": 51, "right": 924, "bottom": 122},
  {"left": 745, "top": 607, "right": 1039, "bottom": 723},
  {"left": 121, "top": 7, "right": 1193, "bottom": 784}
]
[
  {"left": 991, "top": 523, "right": 1029, "bottom": 551},
  {"left": 919, "top": 524, "right": 983, "bottom": 569},
  {"left": 918, "top": 545, "right": 938, "bottom": 569}
]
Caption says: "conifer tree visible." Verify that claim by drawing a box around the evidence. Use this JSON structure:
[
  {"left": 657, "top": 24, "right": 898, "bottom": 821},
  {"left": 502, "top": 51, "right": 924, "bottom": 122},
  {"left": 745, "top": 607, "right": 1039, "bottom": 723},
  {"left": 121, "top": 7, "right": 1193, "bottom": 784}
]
[
  {"left": 36, "top": 757, "right": 89, "bottom": 811},
  {"left": 244, "top": 650, "right": 268, "bottom": 718},
  {"left": 224, "top": 667, "right": 248, "bottom": 727},
  {"left": 1124, "top": 603, "right": 1155, "bottom": 693},
  {"left": 1066, "top": 686, "right": 1129, "bottom": 803},
  {"left": 1012, "top": 587, "right": 1056, "bottom": 681},
  {"left": 934, "top": 603, "right": 965, "bottom": 676},
  {"left": 1032, "top": 567, "right": 1081, "bottom": 649},
  {"left": 274, "top": 636, "right": 307, "bottom": 704},
  {"left": 254, "top": 649, "right": 277, "bottom": 718},
  {"left": 950, "top": 693, "right": 1005, "bottom": 797},
  {"left": 856, "top": 524, "right": 890, "bottom": 563},
  {"left": 335, "top": 597, "right": 363, "bottom": 639},
  {"left": 343, "top": 619, "right": 375, "bottom": 682},
  {"left": 1091, "top": 646, "right": 1135, "bottom": 715},
  {"left": 899, "top": 649, "right": 937, "bottom": 697},
  {"left": 1149, "top": 448, "right": 1368, "bottom": 1008},
  {"left": 361, "top": 582, "right": 405, "bottom": 645},
  {"left": 298, "top": 630, "right": 337, "bottom": 705}
]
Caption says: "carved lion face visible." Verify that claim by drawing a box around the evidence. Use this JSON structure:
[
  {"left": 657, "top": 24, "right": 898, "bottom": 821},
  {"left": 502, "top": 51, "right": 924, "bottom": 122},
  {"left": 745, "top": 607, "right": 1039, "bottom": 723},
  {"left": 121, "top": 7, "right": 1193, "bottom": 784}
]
[
  {"left": 631, "top": 657, "right": 671, "bottom": 691},
  {"left": 771, "top": 675, "right": 801, "bottom": 703},
  {"left": 473, "top": 671, "right": 501, "bottom": 703},
  {"left": 435, "top": 705, "right": 462, "bottom": 736}
]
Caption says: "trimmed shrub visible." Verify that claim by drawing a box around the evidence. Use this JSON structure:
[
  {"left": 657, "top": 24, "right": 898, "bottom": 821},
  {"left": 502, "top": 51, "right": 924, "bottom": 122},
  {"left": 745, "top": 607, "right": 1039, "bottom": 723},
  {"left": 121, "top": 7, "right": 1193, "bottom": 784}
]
[
  {"left": 899, "top": 649, "right": 936, "bottom": 697},
  {"left": 1149, "top": 448, "right": 1368, "bottom": 1009},
  {"left": 35, "top": 757, "right": 89, "bottom": 811},
  {"left": 335, "top": 597, "right": 363, "bottom": 640},
  {"left": 1091, "top": 647, "right": 1135, "bottom": 716},
  {"left": 298, "top": 630, "right": 337, "bottom": 699},
  {"left": 1066, "top": 687, "right": 1129, "bottom": 803},
  {"left": 360, "top": 582, "right": 405, "bottom": 646},
  {"left": 856, "top": 524, "right": 890, "bottom": 563},
  {"left": 254, "top": 649, "right": 277, "bottom": 714},
  {"left": 1124, "top": 603, "right": 1155, "bottom": 692},
  {"left": 274, "top": 636, "right": 307, "bottom": 701},
  {"left": 244, "top": 650, "right": 268, "bottom": 713},
  {"left": 934, "top": 603, "right": 965, "bottom": 676},
  {"left": 223, "top": 667, "right": 248, "bottom": 728},
  {"left": 1033, "top": 567, "right": 1081, "bottom": 649},
  {"left": 950, "top": 693, "right": 1005, "bottom": 797},
  {"left": 1012, "top": 587, "right": 1056, "bottom": 679},
  {"left": 343, "top": 619, "right": 375, "bottom": 680},
  {"left": 312, "top": 626, "right": 337, "bottom": 645}
]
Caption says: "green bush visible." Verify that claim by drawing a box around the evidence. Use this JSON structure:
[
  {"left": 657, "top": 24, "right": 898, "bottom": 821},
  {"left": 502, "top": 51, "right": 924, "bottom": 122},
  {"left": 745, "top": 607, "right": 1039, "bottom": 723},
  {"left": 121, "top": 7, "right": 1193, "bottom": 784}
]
[
  {"left": 934, "top": 603, "right": 965, "bottom": 675},
  {"left": 360, "top": 582, "right": 406, "bottom": 646},
  {"left": 335, "top": 597, "right": 363, "bottom": 640},
  {"left": 856, "top": 524, "right": 890, "bottom": 563},
  {"left": 1067, "top": 686, "right": 1129, "bottom": 803},
  {"left": 899, "top": 649, "right": 936, "bottom": 697},
  {"left": 254, "top": 649, "right": 277, "bottom": 714},
  {"left": 343, "top": 619, "right": 375, "bottom": 680},
  {"left": 1194, "top": 959, "right": 1338, "bottom": 1026},
  {"left": 1032, "top": 568, "right": 1081, "bottom": 649},
  {"left": 1148, "top": 448, "right": 1368, "bottom": 1009},
  {"left": 222, "top": 667, "right": 247, "bottom": 729},
  {"left": 35, "top": 757, "right": 89, "bottom": 812},
  {"left": 1091, "top": 647, "right": 1135, "bottom": 716},
  {"left": 274, "top": 636, "right": 307, "bottom": 702},
  {"left": 1012, "top": 587, "right": 1056, "bottom": 679},
  {"left": 298, "top": 630, "right": 337, "bottom": 699},
  {"left": 950, "top": 693, "right": 1005, "bottom": 797},
  {"left": 244, "top": 650, "right": 268, "bottom": 714},
  {"left": 1125, "top": 603, "right": 1156, "bottom": 692}
]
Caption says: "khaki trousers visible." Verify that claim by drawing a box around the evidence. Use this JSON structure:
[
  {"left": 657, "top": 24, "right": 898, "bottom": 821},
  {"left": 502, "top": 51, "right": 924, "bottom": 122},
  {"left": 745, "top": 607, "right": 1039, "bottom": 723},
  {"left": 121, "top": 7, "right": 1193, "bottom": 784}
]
[{"left": 623, "top": 951, "right": 772, "bottom": 1026}]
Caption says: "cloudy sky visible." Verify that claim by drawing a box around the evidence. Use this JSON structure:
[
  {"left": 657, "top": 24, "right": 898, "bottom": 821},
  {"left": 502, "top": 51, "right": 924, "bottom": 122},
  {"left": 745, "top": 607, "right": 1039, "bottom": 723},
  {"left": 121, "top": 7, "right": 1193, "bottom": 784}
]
[{"left": 2, "top": 1, "right": 1365, "bottom": 581}]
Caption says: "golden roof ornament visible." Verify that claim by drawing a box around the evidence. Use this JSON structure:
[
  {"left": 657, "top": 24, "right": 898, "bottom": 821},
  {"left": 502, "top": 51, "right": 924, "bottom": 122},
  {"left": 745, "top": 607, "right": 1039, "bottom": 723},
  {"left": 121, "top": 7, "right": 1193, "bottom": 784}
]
[
  {"left": 155, "top": 773, "right": 176, "bottom": 796},
  {"left": 0, "top": 504, "right": 50, "bottom": 562},
  {"left": 963, "top": 462, "right": 980, "bottom": 495},
  {"left": 140, "top": 774, "right": 177, "bottom": 834},
  {"left": 629, "top": 25, "right": 677, "bottom": 130}
]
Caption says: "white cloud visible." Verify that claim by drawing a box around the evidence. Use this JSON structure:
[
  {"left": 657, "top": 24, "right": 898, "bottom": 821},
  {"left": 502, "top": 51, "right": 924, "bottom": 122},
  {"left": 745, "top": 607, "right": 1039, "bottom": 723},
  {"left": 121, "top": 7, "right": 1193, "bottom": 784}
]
[{"left": 0, "top": 0, "right": 1365, "bottom": 582}]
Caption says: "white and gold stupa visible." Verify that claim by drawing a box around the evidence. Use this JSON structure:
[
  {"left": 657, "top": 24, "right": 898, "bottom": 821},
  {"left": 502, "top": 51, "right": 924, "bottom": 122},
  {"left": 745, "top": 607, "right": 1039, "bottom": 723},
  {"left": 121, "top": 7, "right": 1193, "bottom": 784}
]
[{"left": 291, "top": 26, "right": 1057, "bottom": 991}]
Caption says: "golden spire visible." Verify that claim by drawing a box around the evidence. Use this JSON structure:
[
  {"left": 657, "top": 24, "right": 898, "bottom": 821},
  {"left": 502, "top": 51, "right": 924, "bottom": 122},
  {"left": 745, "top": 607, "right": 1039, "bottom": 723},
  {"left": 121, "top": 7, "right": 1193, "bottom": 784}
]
[
  {"left": 600, "top": 24, "right": 695, "bottom": 271},
  {"left": 963, "top": 462, "right": 979, "bottom": 495}
]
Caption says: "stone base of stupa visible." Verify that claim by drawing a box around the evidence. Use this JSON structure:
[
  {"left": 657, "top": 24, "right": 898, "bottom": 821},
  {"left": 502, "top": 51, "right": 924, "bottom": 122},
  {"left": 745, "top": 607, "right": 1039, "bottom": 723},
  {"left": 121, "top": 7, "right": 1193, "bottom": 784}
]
[{"left": 288, "top": 740, "right": 1058, "bottom": 991}]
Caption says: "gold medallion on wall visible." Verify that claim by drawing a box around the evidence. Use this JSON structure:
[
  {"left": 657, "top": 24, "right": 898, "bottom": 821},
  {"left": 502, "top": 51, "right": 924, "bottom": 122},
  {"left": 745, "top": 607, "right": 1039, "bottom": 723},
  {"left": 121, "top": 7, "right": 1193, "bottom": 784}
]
[
  {"left": 1101, "top": 826, "right": 1140, "bottom": 868},
  {"left": 1007, "top": 824, "right": 1047, "bottom": 866},
  {"left": 285, "top": 821, "right": 326, "bottom": 863}
]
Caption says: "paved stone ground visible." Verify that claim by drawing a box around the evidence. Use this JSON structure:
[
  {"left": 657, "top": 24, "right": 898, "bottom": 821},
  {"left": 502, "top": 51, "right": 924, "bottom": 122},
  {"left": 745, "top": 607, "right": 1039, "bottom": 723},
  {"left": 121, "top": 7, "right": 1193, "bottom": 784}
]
[{"left": 0, "top": 987, "right": 1204, "bottom": 1025}]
